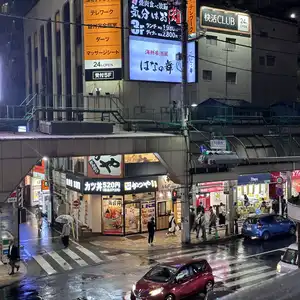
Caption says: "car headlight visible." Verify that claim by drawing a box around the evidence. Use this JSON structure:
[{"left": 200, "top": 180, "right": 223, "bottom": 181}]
[
  {"left": 149, "top": 287, "right": 164, "bottom": 296},
  {"left": 277, "top": 263, "right": 281, "bottom": 273},
  {"left": 132, "top": 283, "right": 136, "bottom": 291}
]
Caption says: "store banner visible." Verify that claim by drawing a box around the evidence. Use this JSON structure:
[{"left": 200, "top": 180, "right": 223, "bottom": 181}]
[
  {"left": 238, "top": 173, "right": 271, "bottom": 185},
  {"left": 129, "top": 0, "right": 181, "bottom": 40},
  {"left": 124, "top": 153, "right": 159, "bottom": 164},
  {"left": 200, "top": 6, "right": 251, "bottom": 35},
  {"left": 65, "top": 173, "right": 84, "bottom": 193},
  {"left": 187, "top": 0, "right": 196, "bottom": 39},
  {"left": 129, "top": 35, "right": 196, "bottom": 83},
  {"left": 84, "top": 178, "right": 123, "bottom": 194},
  {"left": 124, "top": 177, "right": 158, "bottom": 193},
  {"left": 292, "top": 170, "right": 300, "bottom": 179},
  {"left": 83, "top": 0, "right": 122, "bottom": 81},
  {"left": 88, "top": 155, "right": 123, "bottom": 178}
]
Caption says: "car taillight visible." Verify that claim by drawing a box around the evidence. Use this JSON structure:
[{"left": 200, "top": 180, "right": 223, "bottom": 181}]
[{"left": 257, "top": 222, "right": 262, "bottom": 229}]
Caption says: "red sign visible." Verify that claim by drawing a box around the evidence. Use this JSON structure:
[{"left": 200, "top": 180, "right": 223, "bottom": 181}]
[
  {"left": 271, "top": 172, "right": 287, "bottom": 183},
  {"left": 199, "top": 187, "right": 224, "bottom": 193},
  {"left": 196, "top": 195, "right": 210, "bottom": 211},
  {"left": 292, "top": 170, "right": 300, "bottom": 179},
  {"left": 73, "top": 200, "right": 80, "bottom": 208},
  {"left": 199, "top": 181, "right": 224, "bottom": 187}
]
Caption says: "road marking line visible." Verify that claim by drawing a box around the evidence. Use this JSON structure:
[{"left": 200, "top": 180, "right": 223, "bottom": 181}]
[
  {"left": 148, "top": 248, "right": 216, "bottom": 260},
  {"left": 48, "top": 251, "right": 72, "bottom": 271},
  {"left": 157, "top": 250, "right": 214, "bottom": 263},
  {"left": 62, "top": 249, "right": 88, "bottom": 267},
  {"left": 106, "top": 255, "right": 118, "bottom": 260},
  {"left": 100, "top": 250, "right": 109, "bottom": 254},
  {"left": 241, "top": 248, "right": 286, "bottom": 259},
  {"left": 224, "top": 270, "right": 276, "bottom": 288},
  {"left": 76, "top": 246, "right": 103, "bottom": 263},
  {"left": 120, "top": 253, "right": 131, "bottom": 257},
  {"left": 223, "top": 265, "right": 271, "bottom": 280},
  {"left": 33, "top": 255, "right": 57, "bottom": 275}
]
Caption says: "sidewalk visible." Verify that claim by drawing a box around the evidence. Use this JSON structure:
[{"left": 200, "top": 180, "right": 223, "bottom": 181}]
[
  {"left": 89, "top": 229, "right": 241, "bottom": 251},
  {"left": 0, "top": 262, "right": 27, "bottom": 288}
]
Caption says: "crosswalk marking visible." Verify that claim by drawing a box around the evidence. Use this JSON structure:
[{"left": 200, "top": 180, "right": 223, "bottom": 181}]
[
  {"left": 157, "top": 250, "right": 214, "bottom": 263},
  {"left": 148, "top": 248, "right": 214, "bottom": 260},
  {"left": 33, "top": 255, "right": 57, "bottom": 275},
  {"left": 225, "top": 270, "right": 276, "bottom": 288},
  {"left": 48, "top": 251, "right": 72, "bottom": 271},
  {"left": 100, "top": 250, "right": 110, "bottom": 254},
  {"left": 62, "top": 248, "right": 88, "bottom": 267},
  {"left": 222, "top": 265, "right": 271, "bottom": 280},
  {"left": 76, "top": 246, "right": 103, "bottom": 263}
]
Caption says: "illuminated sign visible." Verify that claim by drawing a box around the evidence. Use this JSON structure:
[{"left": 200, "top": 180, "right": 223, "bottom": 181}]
[
  {"left": 88, "top": 155, "right": 123, "bottom": 178},
  {"left": 124, "top": 178, "right": 158, "bottom": 192},
  {"left": 84, "top": 179, "right": 122, "bottom": 194},
  {"left": 200, "top": 6, "right": 251, "bottom": 35},
  {"left": 129, "top": 0, "right": 181, "bottom": 40},
  {"left": 83, "top": 0, "right": 122, "bottom": 81},
  {"left": 66, "top": 178, "right": 82, "bottom": 191},
  {"left": 129, "top": 36, "right": 196, "bottom": 83},
  {"left": 187, "top": 0, "right": 196, "bottom": 39}
]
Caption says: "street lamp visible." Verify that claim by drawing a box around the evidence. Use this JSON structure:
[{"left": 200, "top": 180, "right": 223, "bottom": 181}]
[{"left": 291, "top": 13, "right": 296, "bottom": 19}]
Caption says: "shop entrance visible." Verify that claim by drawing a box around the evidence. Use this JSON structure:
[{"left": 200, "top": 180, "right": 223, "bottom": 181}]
[{"left": 125, "top": 202, "right": 141, "bottom": 235}]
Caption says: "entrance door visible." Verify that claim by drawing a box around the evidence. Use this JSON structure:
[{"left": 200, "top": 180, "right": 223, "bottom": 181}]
[
  {"left": 141, "top": 199, "right": 156, "bottom": 232},
  {"left": 125, "top": 202, "right": 141, "bottom": 234}
]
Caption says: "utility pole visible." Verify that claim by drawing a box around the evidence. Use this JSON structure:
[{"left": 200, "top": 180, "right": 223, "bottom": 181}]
[{"left": 180, "top": 0, "right": 190, "bottom": 244}]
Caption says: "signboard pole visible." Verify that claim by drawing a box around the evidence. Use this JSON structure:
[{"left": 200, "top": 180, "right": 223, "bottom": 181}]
[{"left": 179, "top": 0, "right": 190, "bottom": 244}]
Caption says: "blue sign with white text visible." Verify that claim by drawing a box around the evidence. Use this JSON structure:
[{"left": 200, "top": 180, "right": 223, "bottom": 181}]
[{"left": 238, "top": 173, "right": 271, "bottom": 185}]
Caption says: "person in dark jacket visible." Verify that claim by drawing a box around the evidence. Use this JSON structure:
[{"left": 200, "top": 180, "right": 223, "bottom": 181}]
[
  {"left": 147, "top": 217, "right": 155, "bottom": 246},
  {"left": 7, "top": 240, "right": 20, "bottom": 275},
  {"left": 196, "top": 202, "right": 205, "bottom": 215},
  {"left": 189, "top": 208, "right": 196, "bottom": 232}
]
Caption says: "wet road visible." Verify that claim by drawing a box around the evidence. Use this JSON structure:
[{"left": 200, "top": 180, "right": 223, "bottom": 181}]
[{"left": 1, "top": 231, "right": 296, "bottom": 300}]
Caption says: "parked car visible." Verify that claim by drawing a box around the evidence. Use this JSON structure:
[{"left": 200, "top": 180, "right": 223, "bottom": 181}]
[
  {"left": 277, "top": 243, "right": 298, "bottom": 276},
  {"left": 131, "top": 258, "right": 214, "bottom": 300},
  {"left": 242, "top": 214, "right": 296, "bottom": 240}
]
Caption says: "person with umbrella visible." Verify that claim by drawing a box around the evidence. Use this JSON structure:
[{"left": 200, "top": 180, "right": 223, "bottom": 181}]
[{"left": 61, "top": 220, "right": 71, "bottom": 248}]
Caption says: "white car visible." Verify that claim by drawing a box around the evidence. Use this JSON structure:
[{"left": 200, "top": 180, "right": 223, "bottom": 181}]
[{"left": 277, "top": 243, "right": 298, "bottom": 276}]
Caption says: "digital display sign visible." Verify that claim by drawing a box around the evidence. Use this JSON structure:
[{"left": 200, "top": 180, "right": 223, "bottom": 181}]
[
  {"left": 200, "top": 6, "right": 251, "bottom": 35},
  {"left": 129, "top": 36, "right": 196, "bottom": 83},
  {"left": 129, "top": 0, "right": 181, "bottom": 40}
]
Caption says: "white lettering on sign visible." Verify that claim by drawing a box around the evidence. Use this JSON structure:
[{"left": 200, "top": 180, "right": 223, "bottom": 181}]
[
  {"left": 210, "top": 139, "right": 226, "bottom": 150},
  {"left": 250, "top": 177, "right": 258, "bottom": 182},
  {"left": 84, "top": 181, "right": 121, "bottom": 193},
  {"left": 124, "top": 180, "right": 158, "bottom": 191},
  {"left": 66, "top": 178, "right": 81, "bottom": 190},
  {"left": 204, "top": 13, "right": 235, "bottom": 26}
]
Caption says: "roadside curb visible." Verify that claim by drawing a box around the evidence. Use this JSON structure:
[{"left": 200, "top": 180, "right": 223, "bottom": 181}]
[{"left": 89, "top": 234, "right": 243, "bottom": 252}]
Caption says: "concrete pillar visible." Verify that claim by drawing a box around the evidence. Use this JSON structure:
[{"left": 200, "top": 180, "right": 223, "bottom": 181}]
[
  {"left": 24, "top": 39, "right": 30, "bottom": 96},
  {"left": 60, "top": 9, "right": 66, "bottom": 120},
  {"left": 31, "top": 35, "right": 36, "bottom": 94},
  {"left": 70, "top": 0, "right": 77, "bottom": 117},
  {"left": 43, "top": 24, "right": 49, "bottom": 119},
  {"left": 286, "top": 171, "right": 292, "bottom": 199},
  {"left": 37, "top": 30, "right": 43, "bottom": 120},
  {"left": 51, "top": 15, "right": 58, "bottom": 120},
  {"left": 227, "top": 180, "right": 236, "bottom": 235}
]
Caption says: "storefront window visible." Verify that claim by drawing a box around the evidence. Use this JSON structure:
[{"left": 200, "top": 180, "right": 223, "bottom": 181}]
[
  {"left": 125, "top": 202, "right": 140, "bottom": 234},
  {"left": 141, "top": 198, "right": 155, "bottom": 232},
  {"left": 102, "top": 196, "right": 123, "bottom": 235}
]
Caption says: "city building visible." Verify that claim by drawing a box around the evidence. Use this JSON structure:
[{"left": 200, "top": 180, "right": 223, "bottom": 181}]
[{"left": 23, "top": 1, "right": 298, "bottom": 122}]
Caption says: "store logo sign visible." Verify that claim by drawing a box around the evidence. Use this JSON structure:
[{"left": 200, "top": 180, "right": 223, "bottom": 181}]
[
  {"left": 88, "top": 155, "right": 122, "bottom": 177},
  {"left": 84, "top": 180, "right": 122, "bottom": 193},
  {"left": 66, "top": 178, "right": 81, "bottom": 191},
  {"left": 124, "top": 179, "right": 158, "bottom": 192},
  {"left": 250, "top": 177, "right": 258, "bottom": 182}
]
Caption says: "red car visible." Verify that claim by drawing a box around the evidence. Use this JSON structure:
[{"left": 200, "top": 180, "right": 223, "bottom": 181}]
[{"left": 131, "top": 258, "right": 214, "bottom": 300}]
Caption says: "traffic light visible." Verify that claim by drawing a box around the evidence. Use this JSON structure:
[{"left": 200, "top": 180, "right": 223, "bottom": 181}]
[{"left": 172, "top": 189, "right": 178, "bottom": 202}]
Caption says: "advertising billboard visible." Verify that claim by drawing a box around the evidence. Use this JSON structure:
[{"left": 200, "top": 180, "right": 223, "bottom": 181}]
[
  {"left": 129, "top": 36, "right": 196, "bottom": 83},
  {"left": 83, "top": 0, "right": 122, "bottom": 81},
  {"left": 200, "top": 6, "right": 251, "bottom": 35},
  {"left": 129, "top": 0, "right": 181, "bottom": 40},
  {"left": 187, "top": 0, "right": 197, "bottom": 39}
]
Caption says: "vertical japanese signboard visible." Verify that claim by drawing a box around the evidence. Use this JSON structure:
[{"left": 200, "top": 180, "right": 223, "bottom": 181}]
[
  {"left": 83, "top": 0, "right": 122, "bottom": 81},
  {"left": 88, "top": 155, "right": 123, "bottom": 178},
  {"left": 187, "top": 0, "right": 196, "bottom": 39}
]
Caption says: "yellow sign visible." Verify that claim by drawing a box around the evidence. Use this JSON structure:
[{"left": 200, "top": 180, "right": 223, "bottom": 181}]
[
  {"left": 187, "top": 0, "right": 196, "bottom": 39},
  {"left": 83, "top": 0, "right": 122, "bottom": 81},
  {"left": 124, "top": 153, "right": 159, "bottom": 164}
]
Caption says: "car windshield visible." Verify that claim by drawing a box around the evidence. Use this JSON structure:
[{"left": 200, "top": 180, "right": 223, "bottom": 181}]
[
  {"left": 144, "top": 265, "right": 177, "bottom": 283},
  {"left": 245, "top": 218, "right": 258, "bottom": 224},
  {"left": 282, "top": 249, "right": 298, "bottom": 265}
]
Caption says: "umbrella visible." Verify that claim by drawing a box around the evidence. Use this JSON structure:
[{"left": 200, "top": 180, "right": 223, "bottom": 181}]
[{"left": 55, "top": 215, "right": 74, "bottom": 224}]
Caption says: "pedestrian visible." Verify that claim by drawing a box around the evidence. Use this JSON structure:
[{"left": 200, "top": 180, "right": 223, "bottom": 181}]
[
  {"left": 208, "top": 206, "right": 217, "bottom": 235},
  {"left": 272, "top": 198, "right": 279, "bottom": 214},
  {"left": 196, "top": 202, "right": 205, "bottom": 215},
  {"left": 167, "top": 212, "right": 176, "bottom": 235},
  {"left": 233, "top": 202, "right": 240, "bottom": 234},
  {"left": 218, "top": 203, "right": 226, "bottom": 225},
  {"left": 189, "top": 208, "right": 196, "bottom": 232},
  {"left": 244, "top": 194, "right": 249, "bottom": 207},
  {"left": 282, "top": 198, "right": 287, "bottom": 216},
  {"left": 196, "top": 211, "right": 206, "bottom": 240},
  {"left": 7, "top": 240, "right": 20, "bottom": 275},
  {"left": 147, "top": 217, "right": 155, "bottom": 246},
  {"left": 35, "top": 206, "right": 42, "bottom": 231},
  {"left": 61, "top": 221, "right": 71, "bottom": 248}
]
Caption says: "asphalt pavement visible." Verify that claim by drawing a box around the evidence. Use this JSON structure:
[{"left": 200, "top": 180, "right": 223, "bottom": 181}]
[{"left": 1, "top": 229, "right": 296, "bottom": 300}]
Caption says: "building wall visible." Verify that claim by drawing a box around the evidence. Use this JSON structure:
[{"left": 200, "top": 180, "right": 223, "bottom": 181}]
[
  {"left": 251, "top": 15, "right": 298, "bottom": 106},
  {"left": 188, "top": 31, "right": 252, "bottom": 103}
]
